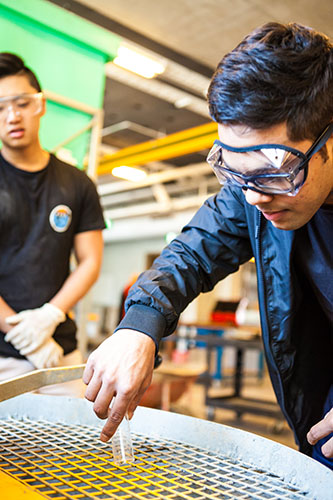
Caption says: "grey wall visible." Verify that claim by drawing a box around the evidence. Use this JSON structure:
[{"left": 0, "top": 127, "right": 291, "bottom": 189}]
[{"left": 92, "top": 236, "right": 167, "bottom": 307}]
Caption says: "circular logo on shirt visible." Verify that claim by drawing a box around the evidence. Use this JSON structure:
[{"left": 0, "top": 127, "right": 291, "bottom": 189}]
[{"left": 49, "top": 205, "right": 72, "bottom": 233}]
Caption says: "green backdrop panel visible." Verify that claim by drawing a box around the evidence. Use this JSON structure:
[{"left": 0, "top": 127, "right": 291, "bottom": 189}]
[{"left": 0, "top": 0, "right": 120, "bottom": 167}]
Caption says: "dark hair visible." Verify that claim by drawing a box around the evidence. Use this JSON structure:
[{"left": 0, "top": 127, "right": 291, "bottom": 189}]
[
  {"left": 208, "top": 23, "right": 333, "bottom": 141},
  {"left": 0, "top": 52, "right": 42, "bottom": 92}
]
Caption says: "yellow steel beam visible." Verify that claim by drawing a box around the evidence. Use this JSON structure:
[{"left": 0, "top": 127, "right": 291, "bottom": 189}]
[{"left": 98, "top": 121, "right": 218, "bottom": 176}]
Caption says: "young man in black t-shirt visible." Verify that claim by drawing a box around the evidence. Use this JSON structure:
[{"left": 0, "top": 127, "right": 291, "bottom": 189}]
[{"left": 0, "top": 53, "right": 105, "bottom": 396}]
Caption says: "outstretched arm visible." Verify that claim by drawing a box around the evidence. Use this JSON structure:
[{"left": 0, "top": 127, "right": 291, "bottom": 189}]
[{"left": 83, "top": 186, "right": 253, "bottom": 439}]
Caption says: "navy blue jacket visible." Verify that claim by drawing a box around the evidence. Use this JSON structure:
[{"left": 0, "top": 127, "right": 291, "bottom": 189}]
[{"left": 118, "top": 184, "right": 331, "bottom": 455}]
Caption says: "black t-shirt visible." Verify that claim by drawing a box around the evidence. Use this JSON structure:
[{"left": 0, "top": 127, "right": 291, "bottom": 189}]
[
  {"left": 296, "top": 204, "right": 333, "bottom": 326},
  {"left": 0, "top": 153, "right": 105, "bottom": 358}
]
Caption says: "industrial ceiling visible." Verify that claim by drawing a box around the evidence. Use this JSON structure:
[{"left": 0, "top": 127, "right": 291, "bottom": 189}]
[
  {"left": 48, "top": 0, "right": 333, "bottom": 224},
  {"left": 58, "top": 0, "right": 333, "bottom": 68}
]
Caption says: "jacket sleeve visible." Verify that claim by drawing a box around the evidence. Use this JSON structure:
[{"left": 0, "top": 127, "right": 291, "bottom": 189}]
[{"left": 116, "top": 185, "right": 254, "bottom": 347}]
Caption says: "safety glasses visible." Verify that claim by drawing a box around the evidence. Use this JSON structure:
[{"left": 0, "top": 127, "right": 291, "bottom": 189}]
[
  {"left": 207, "top": 123, "right": 333, "bottom": 195},
  {"left": 0, "top": 92, "right": 43, "bottom": 120}
]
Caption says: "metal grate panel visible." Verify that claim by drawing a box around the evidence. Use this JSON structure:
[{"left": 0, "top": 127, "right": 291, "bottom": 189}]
[{"left": 0, "top": 417, "right": 309, "bottom": 500}]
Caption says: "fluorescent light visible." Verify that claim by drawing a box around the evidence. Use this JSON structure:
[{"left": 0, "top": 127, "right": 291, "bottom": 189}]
[
  {"left": 113, "top": 45, "right": 166, "bottom": 79},
  {"left": 174, "top": 96, "right": 193, "bottom": 109},
  {"left": 112, "top": 166, "right": 147, "bottom": 182}
]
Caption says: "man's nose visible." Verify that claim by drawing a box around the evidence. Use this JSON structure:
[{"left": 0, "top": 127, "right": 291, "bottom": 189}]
[
  {"left": 244, "top": 188, "right": 274, "bottom": 206},
  {"left": 6, "top": 106, "right": 21, "bottom": 123}
]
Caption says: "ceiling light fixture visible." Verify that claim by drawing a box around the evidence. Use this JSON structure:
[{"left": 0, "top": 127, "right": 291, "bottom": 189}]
[
  {"left": 113, "top": 44, "right": 166, "bottom": 78},
  {"left": 112, "top": 165, "right": 147, "bottom": 182},
  {"left": 174, "top": 96, "right": 193, "bottom": 109}
]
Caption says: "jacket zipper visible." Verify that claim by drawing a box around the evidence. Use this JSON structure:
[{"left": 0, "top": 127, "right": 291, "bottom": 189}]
[{"left": 255, "top": 211, "right": 296, "bottom": 436}]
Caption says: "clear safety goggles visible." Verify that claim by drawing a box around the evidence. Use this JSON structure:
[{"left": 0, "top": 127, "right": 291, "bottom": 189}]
[
  {"left": 0, "top": 92, "right": 43, "bottom": 120},
  {"left": 207, "top": 123, "right": 333, "bottom": 196}
]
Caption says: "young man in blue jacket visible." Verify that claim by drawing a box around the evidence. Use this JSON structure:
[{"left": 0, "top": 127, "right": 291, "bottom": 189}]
[{"left": 83, "top": 22, "right": 333, "bottom": 468}]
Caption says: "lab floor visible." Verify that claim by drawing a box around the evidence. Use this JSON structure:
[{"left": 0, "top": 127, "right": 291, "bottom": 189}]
[{"left": 166, "top": 349, "right": 297, "bottom": 451}]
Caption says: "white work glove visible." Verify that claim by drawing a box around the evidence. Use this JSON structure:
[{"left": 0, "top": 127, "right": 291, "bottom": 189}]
[
  {"left": 25, "top": 337, "right": 64, "bottom": 369},
  {"left": 5, "top": 303, "right": 66, "bottom": 355}
]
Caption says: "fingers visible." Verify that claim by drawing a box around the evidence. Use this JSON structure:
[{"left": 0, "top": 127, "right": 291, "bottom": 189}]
[
  {"left": 92, "top": 381, "right": 115, "bottom": 420},
  {"left": 84, "top": 362, "right": 130, "bottom": 440},
  {"left": 100, "top": 394, "right": 129, "bottom": 442},
  {"left": 5, "top": 322, "right": 37, "bottom": 352},
  {"left": 83, "top": 354, "right": 105, "bottom": 406},
  {"left": 127, "top": 394, "right": 141, "bottom": 420},
  {"left": 4, "top": 323, "right": 26, "bottom": 344},
  {"left": 307, "top": 408, "right": 333, "bottom": 455},
  {"left": 321, "top": 436, "right": 333, "bottom": 458},
  {"left": 127, "top": 371, "right": 153, "bottom": 420},
  {"left": 84, "top": 371, "right": 103, "bottom": 403},
  {"left": 83, "top": 331, "right": 156, "bottom": 442},
  {"left": 26, "top": 338, "right": 63, "bottom": 369},
  {"left": 20, "top": 342, "right": 36, "bottom": 355},
  {"left": 5, "top": 313, "right": 22, "bottom": 325},
  {"left": 84, "top": 359, "right": 115, "bottom": 420},
  {"left": 83, "top": 359, "right": 94, "bottom": 385},
  {"left": 99, "top": 370, "right": 154, "bottom": 441}
]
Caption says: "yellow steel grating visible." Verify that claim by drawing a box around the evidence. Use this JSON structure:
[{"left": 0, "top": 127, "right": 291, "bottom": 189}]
[{"left": 0, "top": 417, "right": 308, "bottom": 500}]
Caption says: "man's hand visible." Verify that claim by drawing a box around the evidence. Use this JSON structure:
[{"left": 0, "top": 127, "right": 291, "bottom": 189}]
[
  {"left": 83, "top": 329, "right": 155, "bottom": 442},
  {"left": 26, "top": 337, "right": 64, "bottom": 369},
  {"left": 5, "top": 303, "right": 65, "bottom": 354},
  {"left": 307, "top": 407, "right": 333, "bottom": 458}
]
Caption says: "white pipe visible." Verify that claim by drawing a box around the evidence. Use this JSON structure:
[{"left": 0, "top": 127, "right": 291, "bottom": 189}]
[
  {"left": 97, "top": 162, "right": 212, "bottom": 195},
  {"left": 105, "top": 63, "right": 209, "bottom": 117},
  {"left": 103, "top": 193, "right": 210, "bottom": 220}
]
